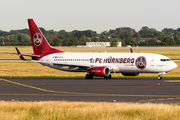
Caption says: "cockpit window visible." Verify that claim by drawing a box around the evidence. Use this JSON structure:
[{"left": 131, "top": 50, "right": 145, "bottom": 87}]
[{"left": 160, "top": 59, "right": 171, "bottom": 62}]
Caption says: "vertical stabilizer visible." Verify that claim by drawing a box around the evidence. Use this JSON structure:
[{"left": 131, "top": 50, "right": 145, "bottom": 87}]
[{"left": 28, "top": 19, "right": 63, "bottom": 56}]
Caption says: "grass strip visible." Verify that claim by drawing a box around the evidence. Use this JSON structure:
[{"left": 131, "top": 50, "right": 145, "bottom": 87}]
[
  {"left": 1, "top": 46, "right": 180, "bottom": 59},
  {"left": 0, "top": 101, "right": 180, "bottom": 120}
]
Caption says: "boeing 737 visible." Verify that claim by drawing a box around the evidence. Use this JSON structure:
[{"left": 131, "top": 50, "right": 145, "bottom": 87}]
[{"left": 8, "top": 19, "right": 177, "bottom": 79}]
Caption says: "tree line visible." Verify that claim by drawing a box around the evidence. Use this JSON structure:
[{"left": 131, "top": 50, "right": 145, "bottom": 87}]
[{"left": 0, "top": 26, "right": 180, "bottom": 46}]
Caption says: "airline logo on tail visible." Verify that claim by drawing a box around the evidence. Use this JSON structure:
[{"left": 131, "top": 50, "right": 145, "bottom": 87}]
[
  {"left": 33, "top": 33, "right": 43, "bottom": 46},
  {"left": 28, "top": 19, "right": 63, "bottom": 56}
]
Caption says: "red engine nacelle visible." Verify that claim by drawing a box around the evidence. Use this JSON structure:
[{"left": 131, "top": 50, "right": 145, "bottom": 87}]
[
  {"left": 121, "top": 73, "right": 141, "bottom": 76},
  {"left": 90, "top": 67, "right": 110, "bottom": 76}
]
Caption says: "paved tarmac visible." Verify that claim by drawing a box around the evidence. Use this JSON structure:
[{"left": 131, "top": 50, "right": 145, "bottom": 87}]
[{"left": 1, "top": 77, "right": 180, "bottom": 103}]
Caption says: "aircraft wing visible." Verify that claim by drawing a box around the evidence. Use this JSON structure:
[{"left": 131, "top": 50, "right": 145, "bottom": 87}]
[
  {"left": 32, "top": 60, "right": 116, "bottom": 71},
  {"left": 32, "top": 60, "right": 93, "bottom": 69}
]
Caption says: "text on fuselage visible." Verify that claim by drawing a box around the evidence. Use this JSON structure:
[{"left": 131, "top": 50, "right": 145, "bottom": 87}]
[{"left": 90, "top": 57, "right": 135, "bottom": 64}]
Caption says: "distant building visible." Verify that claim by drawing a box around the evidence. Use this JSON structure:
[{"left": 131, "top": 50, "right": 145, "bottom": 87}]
[
  {"left": 86, "top": 42, "right": 122, "bottom": 47},
  {"left": 133, "top": 37, "right": 161, "bottom": 43},
  {"left": 126, "top": 45, "right": 131, "bottom": 47},
  {"left": 117, "top": 42, "right": 122, "bottom": 47},
  {"left": 86, "top": 42, "right": 110, "bottom": 47}
]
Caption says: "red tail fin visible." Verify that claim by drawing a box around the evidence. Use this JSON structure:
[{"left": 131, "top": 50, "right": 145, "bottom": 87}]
[{"left": 28, "top": 19, "right": 63, "bottom": 56}]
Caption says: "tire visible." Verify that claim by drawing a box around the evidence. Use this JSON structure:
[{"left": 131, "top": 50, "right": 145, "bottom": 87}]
[
  {"left": 104, "top": 74, "right": 111, "bottom": 79},
  {"left": 85, "top": 74, "right": 93, "bottom": 79},
  {"left": 158, "top": 76, "right": 162, "bottom": 80}
]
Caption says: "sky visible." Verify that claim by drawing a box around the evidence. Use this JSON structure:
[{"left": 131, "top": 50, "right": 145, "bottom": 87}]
[{"left": 0, "top": 0, "right": 180, "bottom": 33}]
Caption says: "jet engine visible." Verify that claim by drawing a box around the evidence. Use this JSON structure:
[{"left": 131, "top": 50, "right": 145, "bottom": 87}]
[
  {"left": 121, "top": 73, "right": 141, "bottom": 76},
  {"left": 90, "top": 67, "right": 110, "bottom": 76}
]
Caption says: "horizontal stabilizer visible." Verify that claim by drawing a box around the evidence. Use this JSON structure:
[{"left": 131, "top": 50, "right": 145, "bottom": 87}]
[{"left": 5, "top": 52, "right": 41, "bottom": 58}]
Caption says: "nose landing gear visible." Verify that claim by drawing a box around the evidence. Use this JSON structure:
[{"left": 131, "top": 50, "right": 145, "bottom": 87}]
[
  {"left": 158, "top": 75, "right": 162, "bottom": 80},
  {"left": 157, "top": 72, "right": 167, "bottom": 80}
]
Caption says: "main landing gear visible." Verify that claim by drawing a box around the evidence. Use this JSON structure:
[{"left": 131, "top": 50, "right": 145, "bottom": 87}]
[
  {"left": 104, "top": 74, "right": 111, "bottom": 79},
  {"left": 85, "top": 74, "right": 93, "bottom": 79},
  {"left": 85, "top": 74, "right": 112, "bottom": 79}
]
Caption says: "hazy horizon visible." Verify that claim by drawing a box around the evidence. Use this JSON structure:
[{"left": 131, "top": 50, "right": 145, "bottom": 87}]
[{"left": 0, "top": 0, "right": 180, "bottom": 33}]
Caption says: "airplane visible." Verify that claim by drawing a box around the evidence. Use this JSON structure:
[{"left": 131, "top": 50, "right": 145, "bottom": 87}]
[{"left": 8, "top": 19, "right": 177, "bottom": 80}]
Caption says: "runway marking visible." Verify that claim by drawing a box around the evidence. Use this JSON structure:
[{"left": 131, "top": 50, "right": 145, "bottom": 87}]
[
  {"left": 167, "top": 98, "right": 174, "bottom": 100},
  {"left": 0, "top": 79, "right": 86, "bottom": 95},
  {"left": 0, "top": 80, "right": 154, "bottom": 86},
  {"left": 0, "top": 94, "right": 99, "bottom": 96},
  {"left": 1, "top": 81, "right": 153, "bottom": 86},
  {"left": 1, "top": 79, "right": 180, "bottom": 98},
  {"left": 139, "top": 97, "right": 179, "bottom": 102},
  {"left": 158, "top": 98, "right": 167, "bottom": 101},
  {"left": 139, "top": 100, "right": 146, "bottom": 102},
  {"left": 164, "top": 80, "right": 180, "bottom": 82}
]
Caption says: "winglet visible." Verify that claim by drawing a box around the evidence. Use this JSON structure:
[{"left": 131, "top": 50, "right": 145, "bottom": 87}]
[
  {"left": 130, "top": 48, "right": 133, "bottom": 53},
  {"left": 15, "top": 47, "right": 26, "bottom": 60}
]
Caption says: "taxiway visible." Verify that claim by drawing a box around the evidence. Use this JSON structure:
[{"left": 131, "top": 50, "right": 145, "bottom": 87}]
[{"left": 0, "top": 77, "right": 180, "bottom": 103}]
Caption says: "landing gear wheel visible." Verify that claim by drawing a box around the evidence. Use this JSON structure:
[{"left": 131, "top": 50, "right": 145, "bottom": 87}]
[
  {"left": 104, "top": 74, "right": 111, "bottom": 79},
  {"left": 158, "top": 75, "right": 162, "bottom": 80},
  {"left": 85, "top": 74, "right": 93, "bottom": 79}
]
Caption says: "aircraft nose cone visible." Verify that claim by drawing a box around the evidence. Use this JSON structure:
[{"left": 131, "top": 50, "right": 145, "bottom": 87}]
[{"left": 171, "top": 62, "right": 177, "bottom": 70}]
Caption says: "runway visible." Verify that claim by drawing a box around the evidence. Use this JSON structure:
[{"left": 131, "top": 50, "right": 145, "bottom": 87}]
[{"left": 1, "top": 77, "right": 180, "bottom": 103}]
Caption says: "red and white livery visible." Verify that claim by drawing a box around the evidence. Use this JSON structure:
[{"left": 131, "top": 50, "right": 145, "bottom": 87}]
[{"left": 14, "top": 19, "right": 178, "bottom": 79}]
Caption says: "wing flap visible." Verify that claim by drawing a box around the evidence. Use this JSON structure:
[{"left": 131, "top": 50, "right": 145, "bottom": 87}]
[
  {"left": 32, "top": 60, "right": 97, "bottom": 69},
  {"left": 32, "top": 60, "right": 118, "bottom": 72}
]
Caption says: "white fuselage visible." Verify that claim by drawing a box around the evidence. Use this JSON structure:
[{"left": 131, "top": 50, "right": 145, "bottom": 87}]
[{"left": 39, "top": 52, "right": 177, "bottom": 74}]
